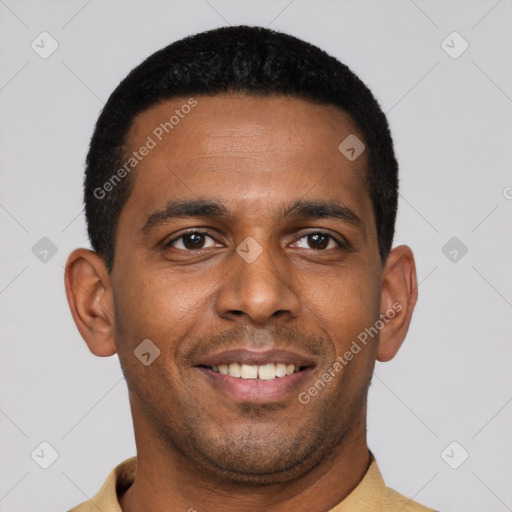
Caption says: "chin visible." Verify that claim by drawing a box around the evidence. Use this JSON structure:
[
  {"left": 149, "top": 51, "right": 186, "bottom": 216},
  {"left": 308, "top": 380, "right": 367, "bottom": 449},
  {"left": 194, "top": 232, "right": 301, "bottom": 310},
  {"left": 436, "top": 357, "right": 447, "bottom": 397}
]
[{"left": 184, "top": 427, "right": 330, "bottom": 487}]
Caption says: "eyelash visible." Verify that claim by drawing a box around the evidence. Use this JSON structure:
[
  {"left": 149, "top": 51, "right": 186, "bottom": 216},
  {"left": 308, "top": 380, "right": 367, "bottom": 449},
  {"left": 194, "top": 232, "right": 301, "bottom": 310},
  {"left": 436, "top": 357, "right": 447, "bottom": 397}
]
[{"left": 163, "top": 229, "right": 348, "bottom": 252}]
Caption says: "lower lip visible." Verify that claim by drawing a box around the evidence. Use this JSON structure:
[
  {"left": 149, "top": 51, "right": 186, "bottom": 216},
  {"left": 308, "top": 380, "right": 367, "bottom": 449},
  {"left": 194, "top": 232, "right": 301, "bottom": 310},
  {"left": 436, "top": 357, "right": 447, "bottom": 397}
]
[{"left": 197, "top": 367, "right": 314, "bottom": 403}]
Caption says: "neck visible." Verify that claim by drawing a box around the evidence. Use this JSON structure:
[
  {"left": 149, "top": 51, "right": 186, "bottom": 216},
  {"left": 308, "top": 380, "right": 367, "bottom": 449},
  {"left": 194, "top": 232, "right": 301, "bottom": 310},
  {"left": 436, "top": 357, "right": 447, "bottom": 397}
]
[{"left": 120, "top": 401, "right": 371, "bottom": 512}]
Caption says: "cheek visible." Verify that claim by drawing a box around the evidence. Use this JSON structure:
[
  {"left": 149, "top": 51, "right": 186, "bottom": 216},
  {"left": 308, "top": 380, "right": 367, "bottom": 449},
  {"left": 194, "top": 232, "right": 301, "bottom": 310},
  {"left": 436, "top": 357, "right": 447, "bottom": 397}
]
[
  {"left": 112, "top": 274, "right": 197, "bottom": 397},
  {"left": 116, "top": 272, "right": 193, "bottom": 329},
  {"left": 112, "top": 269, "right": 214, "bottom": 373},
  {"left": 316, "top": 276, "right": 380, "bottom": 404},
  {"left": 312, "top": 263, "right": 380, "bottom": 325}
]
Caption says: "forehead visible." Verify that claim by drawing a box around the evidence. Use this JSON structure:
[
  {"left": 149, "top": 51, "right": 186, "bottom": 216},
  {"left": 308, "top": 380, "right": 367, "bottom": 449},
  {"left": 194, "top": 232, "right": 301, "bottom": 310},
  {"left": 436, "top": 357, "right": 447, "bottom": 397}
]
[
  {"left": 120, "top": 94, "right": 371, "bottom": 228},
  {"left": 127, "top": 94, "right": 364, "bottom": 162}
]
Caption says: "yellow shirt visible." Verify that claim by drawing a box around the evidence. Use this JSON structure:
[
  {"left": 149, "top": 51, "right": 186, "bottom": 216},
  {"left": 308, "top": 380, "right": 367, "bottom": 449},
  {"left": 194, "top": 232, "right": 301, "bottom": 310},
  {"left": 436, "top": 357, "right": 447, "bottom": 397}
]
[{"left": 69, "top": 454, "right": 437, "bottom": 511}]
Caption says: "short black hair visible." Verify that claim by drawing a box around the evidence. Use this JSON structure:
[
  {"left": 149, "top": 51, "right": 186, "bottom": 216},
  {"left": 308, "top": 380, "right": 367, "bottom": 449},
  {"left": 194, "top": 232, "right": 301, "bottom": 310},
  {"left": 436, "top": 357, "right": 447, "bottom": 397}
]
[{"left": 84, "top": 25, "right": 398, "bottom": 273}]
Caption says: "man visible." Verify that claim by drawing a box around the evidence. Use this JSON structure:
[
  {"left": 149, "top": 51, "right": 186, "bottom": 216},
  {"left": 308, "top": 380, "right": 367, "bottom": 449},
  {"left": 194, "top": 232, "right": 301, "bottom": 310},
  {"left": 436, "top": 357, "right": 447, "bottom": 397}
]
[{"left": 65, "top": 25, "right": 437, "bottom": 511}]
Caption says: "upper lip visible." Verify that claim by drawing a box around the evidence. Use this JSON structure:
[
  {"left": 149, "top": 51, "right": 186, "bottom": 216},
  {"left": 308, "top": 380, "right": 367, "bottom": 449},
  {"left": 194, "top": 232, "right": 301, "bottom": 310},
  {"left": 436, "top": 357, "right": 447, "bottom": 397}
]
[{"left": 194, "top": 348, "right": 317, "bottom": 368}]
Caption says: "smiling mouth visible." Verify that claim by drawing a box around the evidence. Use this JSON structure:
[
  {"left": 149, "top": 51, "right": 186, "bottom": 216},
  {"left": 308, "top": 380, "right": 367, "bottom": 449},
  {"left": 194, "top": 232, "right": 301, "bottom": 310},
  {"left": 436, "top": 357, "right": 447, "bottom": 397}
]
[
  {"left": 200, "top": 363, "right": 306, "bottom": 380},
  {"left": 193, "top": 347, "right": 316, "bottom": 402}
]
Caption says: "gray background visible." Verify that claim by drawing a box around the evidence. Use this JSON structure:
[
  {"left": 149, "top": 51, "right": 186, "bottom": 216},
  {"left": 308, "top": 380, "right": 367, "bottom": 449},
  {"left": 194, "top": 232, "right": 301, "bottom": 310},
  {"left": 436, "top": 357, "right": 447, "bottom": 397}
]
[{"left": 1, "top": 0, "right": 511, "bottom": 510}]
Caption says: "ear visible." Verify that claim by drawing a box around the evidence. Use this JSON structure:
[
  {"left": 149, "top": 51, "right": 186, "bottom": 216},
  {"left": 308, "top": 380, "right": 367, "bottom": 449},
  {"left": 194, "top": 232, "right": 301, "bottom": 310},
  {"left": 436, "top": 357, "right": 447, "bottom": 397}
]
[
  {"left": 376, "top": 245, "right": 418, "bottom": 362},
  {"left": 64, "top": 248, "right": 117, "bottom": 357}
]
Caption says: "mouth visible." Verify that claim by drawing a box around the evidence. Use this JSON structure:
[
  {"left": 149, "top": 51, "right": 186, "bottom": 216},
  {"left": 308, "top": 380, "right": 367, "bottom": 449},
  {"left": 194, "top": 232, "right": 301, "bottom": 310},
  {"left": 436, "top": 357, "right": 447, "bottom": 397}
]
[
  {"left": 200, "top": 362, "right": 304, "bottom": 380},
  {"left": 194, "top": 349, "right": 316, "bottom": 403}
]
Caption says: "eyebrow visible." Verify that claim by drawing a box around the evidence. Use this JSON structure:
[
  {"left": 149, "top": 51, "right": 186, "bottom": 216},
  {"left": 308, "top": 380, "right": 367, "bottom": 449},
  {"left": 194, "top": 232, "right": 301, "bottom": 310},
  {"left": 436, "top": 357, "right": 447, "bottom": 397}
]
[{"left": 139, "top": 198, "right": 363, "bottom": 236}]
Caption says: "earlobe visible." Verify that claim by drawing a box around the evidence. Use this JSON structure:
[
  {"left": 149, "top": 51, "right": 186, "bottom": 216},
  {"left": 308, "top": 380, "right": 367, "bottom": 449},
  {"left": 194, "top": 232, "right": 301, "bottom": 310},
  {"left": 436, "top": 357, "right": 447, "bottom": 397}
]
[
  {"left": 376, "top": 245, "right": 418, "bottom": 362},
  {"left": 64, "top": 248, "right": 117, "bottom": 357}
]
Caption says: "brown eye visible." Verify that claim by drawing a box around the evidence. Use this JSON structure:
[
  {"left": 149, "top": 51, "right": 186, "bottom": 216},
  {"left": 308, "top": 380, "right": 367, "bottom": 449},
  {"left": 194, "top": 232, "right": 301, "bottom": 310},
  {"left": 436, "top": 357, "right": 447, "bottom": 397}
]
[
  {"left": 294, "top": 232, "right": 341, "bottom": 250},
  {"left": 308, "top": 233, "right": 329, "bottom": 250},
  {"left": 165, "top": 231, "right": 217, "bottom": 251}
]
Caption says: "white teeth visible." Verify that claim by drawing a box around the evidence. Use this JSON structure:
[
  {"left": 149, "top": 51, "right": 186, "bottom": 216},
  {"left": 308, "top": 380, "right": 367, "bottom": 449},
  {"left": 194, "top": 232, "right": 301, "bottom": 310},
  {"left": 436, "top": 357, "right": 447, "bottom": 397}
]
[
  {"left": 240, "top": 364, "right": 258, "bottom": 379},
  {"left": 211, "top": 363, "right": 299, "bottom": 380},
  {"left": 275, "top": 363, "right": 287, "bottom": 377},
  {"left": 258, "top": 363, "right": 276, "bottom": 380},
  {"left": 228, "top": 363, "right": 241, "bottom": 377}
]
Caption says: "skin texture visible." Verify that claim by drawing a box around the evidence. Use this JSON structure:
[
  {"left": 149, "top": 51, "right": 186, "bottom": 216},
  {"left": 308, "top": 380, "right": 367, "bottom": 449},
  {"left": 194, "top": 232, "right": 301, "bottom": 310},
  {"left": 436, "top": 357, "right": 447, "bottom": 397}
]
[{"left": 65, "top": 94, "right": 418, "bottom": 511}]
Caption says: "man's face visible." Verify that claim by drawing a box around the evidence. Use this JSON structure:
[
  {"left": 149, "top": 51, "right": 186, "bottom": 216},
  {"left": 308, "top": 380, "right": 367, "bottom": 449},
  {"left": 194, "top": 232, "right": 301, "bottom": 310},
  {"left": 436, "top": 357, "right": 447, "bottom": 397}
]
[{"left": 110, "top": 94, "right": 383, "bottom": 484}]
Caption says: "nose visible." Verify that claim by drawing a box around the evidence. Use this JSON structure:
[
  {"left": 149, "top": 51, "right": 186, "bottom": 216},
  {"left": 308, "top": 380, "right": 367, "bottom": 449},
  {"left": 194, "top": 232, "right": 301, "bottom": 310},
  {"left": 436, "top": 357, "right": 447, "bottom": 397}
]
[{"left": 215, "top": 239, "right": 301, "bottom": 325}]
